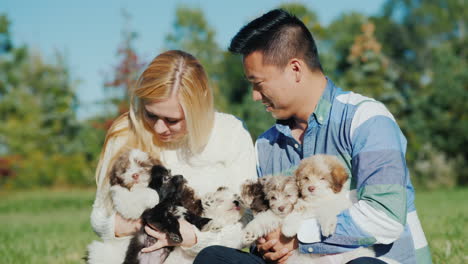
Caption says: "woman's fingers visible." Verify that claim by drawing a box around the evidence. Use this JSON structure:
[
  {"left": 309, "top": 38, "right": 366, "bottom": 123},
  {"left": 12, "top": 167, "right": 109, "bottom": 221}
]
[
  {"left": 141, "top": 241, "right": 164, "bottom": 253},
  {"left": 141, "top": 226, "right": 170, "bottom": 252},
  {"left": 144, "top": 225, "right": 165, "bottom": 239},
  {"left": 114, "top": 214, "right": 141, "bottom": 237}
]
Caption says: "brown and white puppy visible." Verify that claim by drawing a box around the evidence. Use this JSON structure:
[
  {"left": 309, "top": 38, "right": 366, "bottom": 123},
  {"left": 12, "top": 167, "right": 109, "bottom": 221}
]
[
  {"left": 241, "top": 175, "right": 299, "bottom": 244},
  {"left": 109, "top": 148, "right": 161, "bottom": 189},
  {"left": 86, "top": 149, "right": 163, "bottom": 264},
  {"left": 282, "top": 154, "right": 350, "bottom": 238},
  {"left": 109, "top": 148, "right": 161, "bottom": 220},
  {"left": 281, "top": 154, "right": 377, "bottom": 264}
]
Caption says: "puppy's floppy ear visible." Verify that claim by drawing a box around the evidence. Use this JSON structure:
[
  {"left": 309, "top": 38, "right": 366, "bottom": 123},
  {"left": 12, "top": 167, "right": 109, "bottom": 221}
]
[
  {"left": 241, "top": 180, "right": 269, "bottom": 213},
  {"left": 330, "top": 165, "right": 348, "bottom": 193},
  {"left": 109, "top": 150, "right": 130, "bottom": 186},
  {"left": 217, "top": 186, "right": 228, "bottom": 192},
  {"left": 109, "top": 164, "right": 122, "bottom": 186},
  {"left": 149, "top": 155, "right": 161, "bottom": 166}
]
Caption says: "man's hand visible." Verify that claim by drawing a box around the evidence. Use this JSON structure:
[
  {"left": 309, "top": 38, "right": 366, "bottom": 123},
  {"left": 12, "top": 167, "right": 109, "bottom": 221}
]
[
  {"left": 256, "top": 228, "right": 297, "bottom": 263},
  {"left": 114, "top": 213, "right": 142, "bottom": 237},
  {"left": 141, "top": 218, "right": 197, "bottom": 253}
]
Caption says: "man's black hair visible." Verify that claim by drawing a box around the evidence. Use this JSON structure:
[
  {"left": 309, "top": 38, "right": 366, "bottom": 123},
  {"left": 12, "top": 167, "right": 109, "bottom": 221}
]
[{"left": 229, "top": 9, "right": 322, "bottom": 71}]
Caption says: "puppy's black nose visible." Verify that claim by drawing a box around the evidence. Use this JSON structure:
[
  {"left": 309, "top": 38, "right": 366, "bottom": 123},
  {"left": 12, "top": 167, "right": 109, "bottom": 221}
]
[{"left": 233, "top": 200, "right": 240, "bottom": 207}]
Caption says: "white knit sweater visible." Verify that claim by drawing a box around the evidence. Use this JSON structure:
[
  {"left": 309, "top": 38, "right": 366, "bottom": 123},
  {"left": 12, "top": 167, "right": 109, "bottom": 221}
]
[{"left": 90, "top": 112, "right": 257, "bottom": 256}]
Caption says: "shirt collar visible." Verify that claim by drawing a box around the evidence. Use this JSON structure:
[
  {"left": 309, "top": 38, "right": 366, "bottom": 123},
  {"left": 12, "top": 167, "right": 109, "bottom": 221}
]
[
  {"left": 311, "top": 77, "right": 334, "bottom": 125},
  {"left": 275, "top": 77, "right": 335, "bottom": 136}
]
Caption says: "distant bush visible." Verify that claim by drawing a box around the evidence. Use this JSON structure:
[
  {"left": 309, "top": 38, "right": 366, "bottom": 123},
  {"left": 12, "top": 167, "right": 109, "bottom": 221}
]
[{"left": 410, "top": 144, "right": 461, "bottom": 190}]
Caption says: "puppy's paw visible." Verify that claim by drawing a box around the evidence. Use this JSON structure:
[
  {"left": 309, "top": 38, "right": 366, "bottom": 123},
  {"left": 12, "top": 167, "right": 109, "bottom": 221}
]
[
  {"left": 243, "top": 230, "right": 257, "bottom": 244},
  {"left": 202, "top": 195, "right": 215, "bottom": 208},
  {"left": 281, "top": 222, "right": 298, "bottom": 237},
  {"left": 318, "top": 215, "right": 337, "bottom": 237},
  {"left": 209, "top": 223, "right": 223, "bottom": 232},
  {"left": 200, "top": 220, "right": 222, "bottom": 232},
  {"left": 168, "top": 232, "right": 183, "bottom": 244}
]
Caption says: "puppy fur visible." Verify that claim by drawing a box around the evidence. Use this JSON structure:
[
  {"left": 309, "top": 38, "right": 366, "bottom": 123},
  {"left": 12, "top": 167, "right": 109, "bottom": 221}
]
[
  {"left": 86, "top": 149, "right": 162, "bottom": 264},
  {"left": 282, "top": 154, "right": 376, "bottom": 263},
  {"left": 163, "top": 186, "right": 246, "bottom": 264},
  {"left": 241, "top": 175, "right": 299, "bottom": 244},
  {"left": 282, "top": 154, "right": 350, "bottom": 238},
  {"left": 109, "top": 149, "right": 162, "bottom": 220},
  {"left": 123, "top": 167, "right": 210, "bottom": 264}
]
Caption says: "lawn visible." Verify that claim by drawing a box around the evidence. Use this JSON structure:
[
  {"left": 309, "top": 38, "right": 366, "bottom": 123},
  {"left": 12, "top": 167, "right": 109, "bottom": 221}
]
[{"left": 0, "top": 188, "right": 466, "bottom": 263}]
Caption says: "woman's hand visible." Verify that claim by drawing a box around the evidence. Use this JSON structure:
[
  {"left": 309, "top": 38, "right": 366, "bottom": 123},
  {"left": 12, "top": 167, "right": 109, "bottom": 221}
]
[
  {"left": 114, "top": 213, "right": 142, "bottom": 237},
  {"left": 141, "top": 218, "right": 197, "bottom": 253}
]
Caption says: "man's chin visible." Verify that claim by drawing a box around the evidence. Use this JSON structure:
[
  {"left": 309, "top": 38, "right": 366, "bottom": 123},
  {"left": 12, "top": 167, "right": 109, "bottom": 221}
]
[{"left": 270, "top": 111, "right": 290, "bottom": 120}]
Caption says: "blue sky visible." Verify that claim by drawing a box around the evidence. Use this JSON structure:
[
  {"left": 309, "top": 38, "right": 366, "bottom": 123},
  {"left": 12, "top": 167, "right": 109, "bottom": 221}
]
[{"left": 1, "top": 0, "right": 385, "bottom": 119}]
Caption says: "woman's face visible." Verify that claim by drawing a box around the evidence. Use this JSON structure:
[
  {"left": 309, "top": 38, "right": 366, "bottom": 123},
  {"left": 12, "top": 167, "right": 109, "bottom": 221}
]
[{"left": 144, "top": 95, "right": 187, "bottom": 143}]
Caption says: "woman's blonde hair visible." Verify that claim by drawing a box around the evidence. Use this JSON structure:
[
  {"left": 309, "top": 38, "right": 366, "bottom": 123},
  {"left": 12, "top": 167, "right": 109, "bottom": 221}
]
[{"left": 95, "top": 50, "right": 214, "bottom": 185}]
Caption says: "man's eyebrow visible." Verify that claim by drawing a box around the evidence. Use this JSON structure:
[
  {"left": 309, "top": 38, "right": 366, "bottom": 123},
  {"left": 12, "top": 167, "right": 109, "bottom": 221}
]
[{"left": 245, "top": 74, "right": 257, "bottom": 81}]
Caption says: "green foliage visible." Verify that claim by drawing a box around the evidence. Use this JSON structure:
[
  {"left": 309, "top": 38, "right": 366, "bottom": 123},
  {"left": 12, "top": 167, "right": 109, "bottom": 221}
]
[
  {"left": 339, "top": 22, "right": 404, "bottom": 115},
  {"left": 0, "top": 14, "right": 103, "bottom": 188},
  {"left": 2, "top": 1, "right": 467, "bottom": 189}
]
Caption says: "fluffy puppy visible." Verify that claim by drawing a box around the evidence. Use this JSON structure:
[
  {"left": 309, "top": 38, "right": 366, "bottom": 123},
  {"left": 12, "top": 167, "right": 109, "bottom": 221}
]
[
  {"left": 123, "top": 167, "right": 210, "bottom": 264},
  {"left": 109, "top": 149, "right": 161, "bottom": 219},
  {"left": 282, "top": 154, "right": 376, "bottom": 263},
  {"left": 163, "top": 186, "right": 246, "bottom": 264},
  {"left": 86, "top": 149, "right": 163, "bottom": 264},
  {"left": 282, "top": 154, "right": 350, "bottom": 238},
  {"left": 241, "top": 175, "right": 299, "bottom": 244}
]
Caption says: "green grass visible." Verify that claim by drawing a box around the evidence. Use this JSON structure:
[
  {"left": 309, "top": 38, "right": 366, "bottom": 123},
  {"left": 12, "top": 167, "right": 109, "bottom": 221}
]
[
  {"left": 0, "top": 188, "right": 466, "bottom": 263},
  {"left": 414, "top": 188, "right": 468, "bottom": 263},
  {"left": 0, "top": 189, "right": 97, "bottom": 264}
]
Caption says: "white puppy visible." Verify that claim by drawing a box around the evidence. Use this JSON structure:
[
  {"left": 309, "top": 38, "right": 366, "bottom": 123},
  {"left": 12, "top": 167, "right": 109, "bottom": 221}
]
[{"left": 163, "top": 186, "right": 246, "bottom": 264}]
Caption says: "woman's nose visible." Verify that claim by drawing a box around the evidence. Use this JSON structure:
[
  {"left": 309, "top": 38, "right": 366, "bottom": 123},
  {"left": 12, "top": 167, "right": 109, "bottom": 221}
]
[{"left": 154, "top": 119, "right": 168, "bottom": 134}]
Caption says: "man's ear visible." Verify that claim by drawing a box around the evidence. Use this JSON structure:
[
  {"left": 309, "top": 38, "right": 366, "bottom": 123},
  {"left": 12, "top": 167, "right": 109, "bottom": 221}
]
[{"left": 289, "top": 58, "right": 303, "bottom": 83}]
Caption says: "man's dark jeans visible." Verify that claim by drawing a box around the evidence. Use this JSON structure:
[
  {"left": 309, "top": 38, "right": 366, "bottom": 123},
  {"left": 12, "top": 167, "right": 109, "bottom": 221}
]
[{"left": 193, "top": 245, "right": 388, "bottom": 264}]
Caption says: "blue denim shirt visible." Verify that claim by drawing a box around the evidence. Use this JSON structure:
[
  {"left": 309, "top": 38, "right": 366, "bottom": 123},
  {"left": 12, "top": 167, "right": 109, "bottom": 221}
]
[{"left": 254, "top": 78, "right": 431, "bottom": 264}]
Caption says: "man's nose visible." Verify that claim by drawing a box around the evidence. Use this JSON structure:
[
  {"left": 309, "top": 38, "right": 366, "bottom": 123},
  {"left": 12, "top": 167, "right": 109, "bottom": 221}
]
[
  {"left": 154, "top": 119, "right": 168, "bottom": 134},
  {"left": 252, "top": 90, "right": 262, "bottom": 102}
]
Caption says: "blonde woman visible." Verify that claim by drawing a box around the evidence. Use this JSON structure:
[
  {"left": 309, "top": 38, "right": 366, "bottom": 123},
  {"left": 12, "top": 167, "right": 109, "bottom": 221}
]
[{"left": 90, "top": 50, "right": 257, "bottom": 262}]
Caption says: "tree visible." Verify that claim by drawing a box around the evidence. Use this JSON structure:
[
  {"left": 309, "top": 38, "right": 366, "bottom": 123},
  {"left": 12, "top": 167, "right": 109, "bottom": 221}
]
[
  {"left": 340, "top": 22, "right": 403, "bottom": 114},
  {"left": 103, "top": 9, "right": 145, "bottom": 120},
  {"left": 378, "top": 0, "right": 468, "bottom": 186},
  {"left": 0, "top": 14, "right": 96, "bottom": 188},
  {"left": 164, "top": 6, "right": 226, "bottom": 109}
]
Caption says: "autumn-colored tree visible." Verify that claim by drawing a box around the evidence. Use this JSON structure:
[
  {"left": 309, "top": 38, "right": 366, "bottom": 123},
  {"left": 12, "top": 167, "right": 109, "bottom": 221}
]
[{"left": 101, "top": 10, "right": 145, "bottom": 130}]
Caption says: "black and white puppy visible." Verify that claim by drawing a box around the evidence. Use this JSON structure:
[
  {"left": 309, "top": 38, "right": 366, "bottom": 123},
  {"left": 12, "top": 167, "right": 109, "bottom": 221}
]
[
  {"left": 123, "top": 166, "right": 210, "bottom": 264},
  {"left": 163, "top": 186, "right": 246, "bottom": 264}
]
